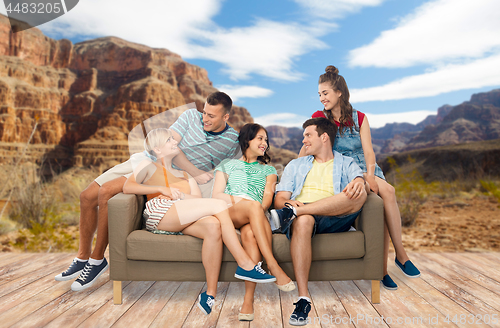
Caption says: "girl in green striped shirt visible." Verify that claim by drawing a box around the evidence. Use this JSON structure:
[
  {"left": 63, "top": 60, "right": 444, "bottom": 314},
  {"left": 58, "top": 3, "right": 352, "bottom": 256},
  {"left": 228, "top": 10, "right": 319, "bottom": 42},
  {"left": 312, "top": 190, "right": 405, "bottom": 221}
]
[{"left": 213, "top": 123, "right": 295, "bottom": 322}]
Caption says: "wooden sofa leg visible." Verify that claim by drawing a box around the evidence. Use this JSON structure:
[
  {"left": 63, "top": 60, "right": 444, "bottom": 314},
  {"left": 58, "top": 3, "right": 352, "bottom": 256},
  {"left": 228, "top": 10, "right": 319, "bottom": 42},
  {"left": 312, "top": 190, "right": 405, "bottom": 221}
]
[
  {"left": 113, "top": 281, "right": 122, "bottom": 305},
  {"left": 371, "top": 280, "right": 380, "bottom": 303}
]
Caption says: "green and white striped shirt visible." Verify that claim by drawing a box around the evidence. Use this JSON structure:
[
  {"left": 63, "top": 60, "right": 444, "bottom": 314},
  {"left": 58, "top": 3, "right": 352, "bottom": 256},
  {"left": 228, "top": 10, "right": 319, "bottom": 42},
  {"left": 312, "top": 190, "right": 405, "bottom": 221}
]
[{"left": 214, "top": 159, "right": 277, "bottom": 204}]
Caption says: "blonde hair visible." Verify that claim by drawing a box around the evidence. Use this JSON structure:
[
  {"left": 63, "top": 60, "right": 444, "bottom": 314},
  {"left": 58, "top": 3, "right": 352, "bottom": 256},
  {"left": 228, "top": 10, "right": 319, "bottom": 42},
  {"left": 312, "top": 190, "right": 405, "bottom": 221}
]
[{"left": 144, "top": 128, "right": 173, "bottom": 158}]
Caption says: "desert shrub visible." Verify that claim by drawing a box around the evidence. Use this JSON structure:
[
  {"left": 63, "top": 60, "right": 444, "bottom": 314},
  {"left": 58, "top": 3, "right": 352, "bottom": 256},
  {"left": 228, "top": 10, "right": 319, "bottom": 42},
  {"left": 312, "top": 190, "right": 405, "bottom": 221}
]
[
  {"left": 386, "top": 156, "right": 427, "bottom": 227},
  {"left": 8, "top": 166, "right": 60, "bottom": 230},
  {"left": 480, "top": 180, "right": 500, "bottom": 202},
  {"left": 0, "top": 216, "right": 18, "bottom": 235},
  {"left": 12, "top": 223, "right": 79, "bottom": 252}
]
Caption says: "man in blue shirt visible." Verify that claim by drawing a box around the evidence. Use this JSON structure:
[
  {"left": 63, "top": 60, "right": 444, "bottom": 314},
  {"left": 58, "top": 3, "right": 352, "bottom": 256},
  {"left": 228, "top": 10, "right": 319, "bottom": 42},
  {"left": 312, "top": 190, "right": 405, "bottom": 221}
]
[{"left": 271, "top": 117, "right": 368, "bottom": 326}]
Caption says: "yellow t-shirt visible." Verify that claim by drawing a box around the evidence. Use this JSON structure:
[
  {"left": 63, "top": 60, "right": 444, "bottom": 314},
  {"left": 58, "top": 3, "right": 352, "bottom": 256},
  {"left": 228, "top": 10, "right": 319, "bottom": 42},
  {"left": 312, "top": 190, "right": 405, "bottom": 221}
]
[{"left": 295, "top": 159, "right": 334, "bottom": 203}]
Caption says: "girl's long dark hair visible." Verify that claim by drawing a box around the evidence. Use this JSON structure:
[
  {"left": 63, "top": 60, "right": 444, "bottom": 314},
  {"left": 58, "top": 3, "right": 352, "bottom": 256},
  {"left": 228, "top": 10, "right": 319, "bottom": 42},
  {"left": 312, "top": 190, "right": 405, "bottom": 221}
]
[
  {"left": 319, "top": 65, "right": 356, "bottom": 134},
  {"left": 238, "top": 123, "right": 271, "bottom": 164}
]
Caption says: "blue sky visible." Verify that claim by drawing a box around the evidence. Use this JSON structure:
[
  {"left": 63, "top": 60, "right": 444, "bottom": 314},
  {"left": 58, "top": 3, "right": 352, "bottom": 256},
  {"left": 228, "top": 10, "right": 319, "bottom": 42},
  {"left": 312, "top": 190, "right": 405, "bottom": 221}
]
[{"left": 3, "top": 0, "right": 499, "bottom": 128}]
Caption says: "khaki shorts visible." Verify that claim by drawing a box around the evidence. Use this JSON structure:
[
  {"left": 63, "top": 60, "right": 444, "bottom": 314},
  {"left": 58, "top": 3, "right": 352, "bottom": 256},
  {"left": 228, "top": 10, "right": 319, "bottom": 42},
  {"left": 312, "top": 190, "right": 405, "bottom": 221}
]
[{"left": 94, "top": 159, "right": 133, "bottom": 186}]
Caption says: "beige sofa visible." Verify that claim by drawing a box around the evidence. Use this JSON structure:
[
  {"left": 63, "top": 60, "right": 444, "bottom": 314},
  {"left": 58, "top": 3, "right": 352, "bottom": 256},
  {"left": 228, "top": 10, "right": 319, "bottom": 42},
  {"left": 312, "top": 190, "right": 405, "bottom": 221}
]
[{"left": 108, "top": 193, "right": 384, "bottom": 304}]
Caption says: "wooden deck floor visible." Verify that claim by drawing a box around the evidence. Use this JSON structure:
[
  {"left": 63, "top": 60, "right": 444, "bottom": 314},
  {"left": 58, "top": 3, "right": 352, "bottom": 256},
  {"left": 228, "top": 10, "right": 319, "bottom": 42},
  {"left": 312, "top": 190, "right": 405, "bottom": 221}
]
[{"left": 1, "top": 252, "right": 500, "bottom": 327}]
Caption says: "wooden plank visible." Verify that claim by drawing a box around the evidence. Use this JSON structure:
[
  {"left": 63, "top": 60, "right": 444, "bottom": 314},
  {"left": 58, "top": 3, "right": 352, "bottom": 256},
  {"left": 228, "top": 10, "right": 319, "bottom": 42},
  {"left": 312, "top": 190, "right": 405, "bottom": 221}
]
[
  {"left": 215, "top": 282, "right": 250, "bottom": 328},
  {"left": 330, "top": 281, "right": 389, "bottom": 328},
  {"left": 409, "top": 256, "right": 500, "bottom": 328},
  {"left": 78, "top": 281, "right": 155, "bottom": 328},
  {"left": 481, "top": 253, "right": 500, "bottom": 262},
  {"left": 452, "top": 253, "right": 500, "bottom": 281},
  {"left": 251, "top": 282, "right": 282, "bottom": 327},
  {"left": 413, "top": 253, "right": 500, "bottom": 312},
  {"left": 358, "top": 276, "right": 458, "bottom": 328},
  {"left": 182, "top": 282, "right": 230, "bottom": 328},
  {"left": 44, "top": 281, "right": 132, "bottom": 328},
  {"left": 149, "top": 281, "right": 205, "bottom": 328},
  {"left": 0, "top": 279, "right": 75, "bottom": 327},
  {"left": 9, "top": 272, "right": 110, "bottom": 328},
  {"left": 0, "top": 253, "right": 33, "bottom": 266},
  {"left": 442, "top": 253, "right": 500, "bottom": 284},
  {"left": 0, "top": 253, "right": 64, "bottom": 285},
  {"left": 0, "top": 253, "right": 73, "bottom": 298},
  {"left": 111, "top": 281, "right": 182, "bottom": 327},
  {"left": 308, "top": 281, "right": 354, "bottom": 328},
  {"left": 390, "top": 260, "right": 490, "bottom": 328},
  {"left": 279, "top": 285, "right": 321, "bottom": 328},
  {"left": 425, "top": 253, "right": 500, "bottom": 296},
  {"left": 0, "top": 253, "right": 40, "bottom": 280}
]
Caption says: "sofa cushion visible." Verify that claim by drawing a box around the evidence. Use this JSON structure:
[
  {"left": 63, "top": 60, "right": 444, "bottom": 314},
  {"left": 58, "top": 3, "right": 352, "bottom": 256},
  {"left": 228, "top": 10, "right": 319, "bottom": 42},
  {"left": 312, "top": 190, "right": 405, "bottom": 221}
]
[{"left": 127, "top": 230, "right": 365, "bottom": 262}]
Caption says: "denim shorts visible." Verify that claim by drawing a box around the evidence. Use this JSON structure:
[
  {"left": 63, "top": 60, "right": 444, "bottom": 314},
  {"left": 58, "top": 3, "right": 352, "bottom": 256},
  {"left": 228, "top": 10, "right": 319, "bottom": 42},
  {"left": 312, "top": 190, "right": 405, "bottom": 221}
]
[{"left": 285, "top": 208, "right": 362, "bottom": 240}]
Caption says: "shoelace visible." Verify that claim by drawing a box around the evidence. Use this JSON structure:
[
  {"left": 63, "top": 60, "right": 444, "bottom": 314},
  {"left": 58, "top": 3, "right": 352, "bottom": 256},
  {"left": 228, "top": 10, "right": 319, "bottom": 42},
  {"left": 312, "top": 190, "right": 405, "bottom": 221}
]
[
  {"left": 64, "top": 260, "right": 78, "bottom": 274},
  {"left": 293, "top": 299, "right": 310, "bottom": 314},
  {"left": 254, "top": 261, "right": 267, "bottom": 275},
  {"left": 78, "top": 264, "right": 94, "bottom": 281},
  {"left": 206, "top": 297, "right": 215, "bottom": 308}
]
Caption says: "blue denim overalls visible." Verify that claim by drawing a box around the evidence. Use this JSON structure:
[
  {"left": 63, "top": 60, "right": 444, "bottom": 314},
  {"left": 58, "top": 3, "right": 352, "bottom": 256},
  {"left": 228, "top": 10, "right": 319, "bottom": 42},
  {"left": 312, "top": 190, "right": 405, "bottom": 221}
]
[{"left": 332, "top": 109, "right": 385, "bottom": 180}]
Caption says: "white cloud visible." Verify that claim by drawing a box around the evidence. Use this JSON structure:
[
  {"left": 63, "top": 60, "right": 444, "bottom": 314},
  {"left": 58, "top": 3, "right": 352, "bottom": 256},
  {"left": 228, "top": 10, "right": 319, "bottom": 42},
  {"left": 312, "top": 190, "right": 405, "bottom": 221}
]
[
  {"left": 216, "top": 85, "right": 273, "bottom": 102},
  {"left": 184, "top": 19, "right": 328, "bottom": 81},
  {"left": 294, "top": 0, "right": 386, "bottom": 19},
  {"left": 25, "top": 0, "right": 327, "bottom": 82},
  {"left": 348, "top": 0, "right": 500, "bottom": 68},
  {"left": 351, "top": 53, "right": 500, "bottom": 102},
  {"left": 254, "top": 113, "right": 311, "bottom": 128},
  {"left": 364, "top": 110, "right": 435, "bottom": 128}
]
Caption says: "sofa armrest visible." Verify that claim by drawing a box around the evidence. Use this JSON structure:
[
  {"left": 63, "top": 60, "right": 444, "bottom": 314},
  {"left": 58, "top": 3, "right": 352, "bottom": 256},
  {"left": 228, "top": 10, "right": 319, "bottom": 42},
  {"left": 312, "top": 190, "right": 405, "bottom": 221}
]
[
  {"left": 355, "top": 192, "right": 384, "bottom": 279},
  {"left": 108, "top": 193, "right": 144, "bottom": 280}
]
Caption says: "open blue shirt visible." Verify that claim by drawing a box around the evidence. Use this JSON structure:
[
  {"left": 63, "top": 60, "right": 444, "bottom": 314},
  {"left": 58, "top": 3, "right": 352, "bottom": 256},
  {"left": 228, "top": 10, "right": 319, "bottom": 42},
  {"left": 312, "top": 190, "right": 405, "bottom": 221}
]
[{"left": 276, "top": 151, "right": 363, "bottom": 200}]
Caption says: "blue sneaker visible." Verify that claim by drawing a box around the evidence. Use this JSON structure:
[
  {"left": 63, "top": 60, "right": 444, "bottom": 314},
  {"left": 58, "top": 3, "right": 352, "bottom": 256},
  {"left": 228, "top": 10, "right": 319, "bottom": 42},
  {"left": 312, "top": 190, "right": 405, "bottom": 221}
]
[
  {"left": 234, "top": 262, "right": 276, "bottom": 283},
  {"left": 71, "top": 258, "right": 109, "bottom": 291},
  {"left": 197, "top": 291, "right": 215, "bottom": 315},
  {"left": 381, "top": 274, "right": 398, "bottom": 290},
  {"left": 55, "top": 258, "right": 88, "bottom": 281},
  {"left": 395, "top": 258, "right": 421, "bottom": 278},
  {"left": 270, "top": 203, "right": 296, "bottom": 234},
  {"left": 289, "top": 298, "right": 311, "bottom": 326}
]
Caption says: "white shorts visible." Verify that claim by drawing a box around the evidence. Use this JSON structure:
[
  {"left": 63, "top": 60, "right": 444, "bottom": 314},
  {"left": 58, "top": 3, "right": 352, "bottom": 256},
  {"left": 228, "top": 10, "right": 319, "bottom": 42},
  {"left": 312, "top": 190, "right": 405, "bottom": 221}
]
[{"left": 94, "top": 153, "right": 148, "bottom": 186}]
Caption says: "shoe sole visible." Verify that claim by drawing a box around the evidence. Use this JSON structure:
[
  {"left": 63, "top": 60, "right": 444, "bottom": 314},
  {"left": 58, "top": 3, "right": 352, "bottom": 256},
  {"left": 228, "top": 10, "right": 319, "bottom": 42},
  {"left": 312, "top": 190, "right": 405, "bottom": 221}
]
[
  {"left": 234, "top": 274, "right": 276, "bottom": 283},
  {"left": 289, "top": 317, "right": 308, "bottom": 326},
  {"left": 395, "top": 263, "right": 421, "bottom": 278},
  {"left": 381, "top": 281, "right": 398, "bottom": 290},
  {"left": 270, "top": 210, "right": 281, "bottom": 230},
  {"left": 71, "top": 263, "right": 109, "bottom": 291},
  {"left": 196, "top": 294, "right": 210, "bottom": 315},
  {"left": 55, "top": 269, "right": 84, "bottom": 281}
]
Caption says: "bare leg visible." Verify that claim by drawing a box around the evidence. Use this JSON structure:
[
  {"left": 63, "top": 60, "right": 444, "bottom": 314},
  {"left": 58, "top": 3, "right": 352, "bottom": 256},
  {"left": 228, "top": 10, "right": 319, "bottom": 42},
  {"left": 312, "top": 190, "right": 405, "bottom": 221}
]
[
  {"left": 239, "top": 224, "right": 260, "bottom": 315},
  {"left": 375, "top": 177, "right": 410, "bottom": 265},
  {"left": 90, "top": 177, "right": 127, "bottom": 260},
  {"left": 290, "top": 215, "right": 315, "bottom": 298},
  {"left": 76, "top": 182, "right": 99, "bottom": 260},
  {"left": 182, "top": 216, "right": 223, "bottom": 297},
  {"left": 156, "top": 198, "right": 255, "bottom": 270},
  {"left": 294, "top": 191, "right": 366, "bottom": 218},
  {"left": 229, "top": 200, "right": 291, "bottom": 285}
]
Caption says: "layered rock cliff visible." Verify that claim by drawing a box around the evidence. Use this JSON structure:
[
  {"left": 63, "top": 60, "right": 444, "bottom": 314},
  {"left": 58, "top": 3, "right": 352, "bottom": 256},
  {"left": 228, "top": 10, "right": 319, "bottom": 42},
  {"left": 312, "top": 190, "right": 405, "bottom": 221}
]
[{"left": 0, "top": 15, "right": 253, "bottom": 168}]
